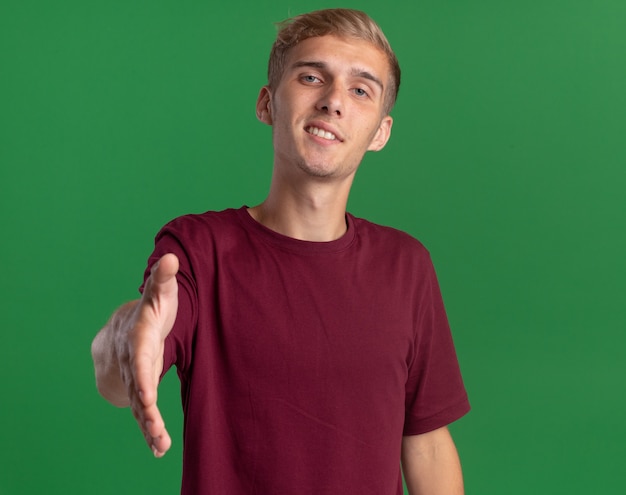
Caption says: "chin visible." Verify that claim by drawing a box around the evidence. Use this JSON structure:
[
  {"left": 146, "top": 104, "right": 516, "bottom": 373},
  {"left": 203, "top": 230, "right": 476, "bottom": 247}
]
[{"left": 297, "top": 160, "right": 338, "bottom": 178}]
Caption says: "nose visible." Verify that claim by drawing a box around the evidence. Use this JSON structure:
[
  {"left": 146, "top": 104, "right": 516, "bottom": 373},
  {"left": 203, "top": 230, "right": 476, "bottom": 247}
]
[{"left": 316, "top": 82, "right": 343, "bottom": 117}]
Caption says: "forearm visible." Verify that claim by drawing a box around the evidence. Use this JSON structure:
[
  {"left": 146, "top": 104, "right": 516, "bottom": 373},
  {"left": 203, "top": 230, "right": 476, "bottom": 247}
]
[
  {"left": 91, "top": 300, "right": 139, "bottom": 407},
  {"left": 402, "top": 427, "right": 464, "bottom": 495}
]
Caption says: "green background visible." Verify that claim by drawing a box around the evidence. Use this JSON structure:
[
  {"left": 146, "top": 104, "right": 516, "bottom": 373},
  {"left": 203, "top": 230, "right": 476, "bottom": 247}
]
[{"left": 1, "top": 0, "right": 624, "bottom": 493}]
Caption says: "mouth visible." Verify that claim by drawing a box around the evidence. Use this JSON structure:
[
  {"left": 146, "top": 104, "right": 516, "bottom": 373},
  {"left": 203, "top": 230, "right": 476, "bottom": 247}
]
[{"left": 305, "top": 125, "right": 340, "bottom": 142}]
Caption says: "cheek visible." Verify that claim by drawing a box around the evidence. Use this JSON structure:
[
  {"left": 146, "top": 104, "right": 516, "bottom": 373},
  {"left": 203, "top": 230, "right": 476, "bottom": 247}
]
[
  {"left": 356, "top": 121, "right": 382, "bottom": 145},
  {"left": 272, "top": 102, "right": 300, "bottom": 130}
]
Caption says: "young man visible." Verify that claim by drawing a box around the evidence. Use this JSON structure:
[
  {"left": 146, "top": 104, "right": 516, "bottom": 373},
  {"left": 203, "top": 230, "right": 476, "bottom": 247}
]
[{"left": 92, "top": 9, "right": 470, "bottom": 494}]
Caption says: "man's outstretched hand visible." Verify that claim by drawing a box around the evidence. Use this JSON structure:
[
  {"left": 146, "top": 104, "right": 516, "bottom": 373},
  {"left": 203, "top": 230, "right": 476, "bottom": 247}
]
[{"left": 93, "top": 253, "right": 179, "bottom": 457}]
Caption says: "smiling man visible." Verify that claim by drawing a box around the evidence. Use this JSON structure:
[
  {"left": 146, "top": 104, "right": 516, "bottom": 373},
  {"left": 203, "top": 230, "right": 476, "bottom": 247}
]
[{"left": 92, "top": 9, "right": 469, "bottom": 495}]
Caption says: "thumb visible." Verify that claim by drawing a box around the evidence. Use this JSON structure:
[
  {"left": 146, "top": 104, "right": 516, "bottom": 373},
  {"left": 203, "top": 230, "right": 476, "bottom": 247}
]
[
  {"left": 150, "top": 253, "right": 179, "bottom": 286},
  {"left": 143, "top": 253, "right": 180, "bottom": 340}
]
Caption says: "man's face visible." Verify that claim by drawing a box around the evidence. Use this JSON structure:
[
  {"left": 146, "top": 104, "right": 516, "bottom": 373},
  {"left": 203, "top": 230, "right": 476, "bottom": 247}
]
[{"left": 256, "top": 35, "right": 393, "bottom": 182}]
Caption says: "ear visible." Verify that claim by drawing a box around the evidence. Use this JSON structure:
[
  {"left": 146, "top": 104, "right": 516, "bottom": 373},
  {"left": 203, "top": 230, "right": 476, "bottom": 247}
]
[
  {"left": 367, "top": 115, "right": 393, "bottom": 152},
  {"left": 256, "top": 86, "right": 273, "bottom": 125}
]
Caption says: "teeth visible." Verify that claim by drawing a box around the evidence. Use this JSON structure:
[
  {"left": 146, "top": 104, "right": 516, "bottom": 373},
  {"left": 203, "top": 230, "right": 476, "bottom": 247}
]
[{"left": 307, "top": 126, "right": 337, "bottom": 141}]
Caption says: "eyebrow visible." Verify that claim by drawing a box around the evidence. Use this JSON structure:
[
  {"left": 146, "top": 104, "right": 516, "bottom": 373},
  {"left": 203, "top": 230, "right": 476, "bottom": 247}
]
[{"left": 291, "top": 60, "right": 385, "bottom": 93}]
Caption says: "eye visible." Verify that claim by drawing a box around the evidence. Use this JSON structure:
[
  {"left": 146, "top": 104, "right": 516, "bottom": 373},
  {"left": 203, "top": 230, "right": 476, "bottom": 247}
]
[
  {"left": 302, "top": 75, "right": 321, "bottom": 84},
  {"left": 353, "top": 87, "right": 369, "bottom": 97}
]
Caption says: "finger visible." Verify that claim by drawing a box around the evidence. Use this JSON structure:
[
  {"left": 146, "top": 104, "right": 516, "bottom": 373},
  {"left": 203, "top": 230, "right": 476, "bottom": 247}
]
[
  {"left": 124, "top": 347, "right": 171, "bottom": 457},
  {"left": 140, "top": 405, "right": 172, "bottom": 457},
  {"left": 147, "top": 420, "right": 172, "bottom": 458},
  {"left": 127, "top": 317, "right": 166, "bottom": 401},
  {"left": 130, "top": 341, "right": 172, "bottom": 456},
  {"left": 131, "top": 349, "right": 160, "bottom": 406},
  {"left": 129, "top": 390, "right": 172, "bottom": 457}
]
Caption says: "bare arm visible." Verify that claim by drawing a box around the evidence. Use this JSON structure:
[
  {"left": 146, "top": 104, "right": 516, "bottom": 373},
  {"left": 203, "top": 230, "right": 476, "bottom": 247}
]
[
  {"left": 402, "top": 426, "right": 464, "bottom": 495},
  {"left": 91, "top": 253, "right": 179, "bottom": 457}
]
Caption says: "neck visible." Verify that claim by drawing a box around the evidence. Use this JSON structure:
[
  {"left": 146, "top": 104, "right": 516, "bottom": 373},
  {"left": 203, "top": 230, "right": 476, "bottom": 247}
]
[{"left": 248, "top": 173, "right": 353, "bottom": 242}]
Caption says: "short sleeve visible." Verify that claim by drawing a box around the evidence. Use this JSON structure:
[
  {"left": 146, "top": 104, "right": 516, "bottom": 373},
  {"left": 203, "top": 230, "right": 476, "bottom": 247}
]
[{"left": 403, "top": 257, "right": 470, "bottom": 435}]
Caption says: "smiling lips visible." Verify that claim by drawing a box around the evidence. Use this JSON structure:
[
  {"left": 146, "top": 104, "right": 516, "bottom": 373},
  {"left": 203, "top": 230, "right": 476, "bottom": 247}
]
[{"left": 306, "top": 125, "right": 340, "bottom": 142}]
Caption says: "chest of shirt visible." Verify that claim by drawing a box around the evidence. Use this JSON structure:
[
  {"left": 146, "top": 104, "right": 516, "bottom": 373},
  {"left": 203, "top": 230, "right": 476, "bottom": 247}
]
[{"left": 192, "top": 246, "right": 417, "bottom": 404}]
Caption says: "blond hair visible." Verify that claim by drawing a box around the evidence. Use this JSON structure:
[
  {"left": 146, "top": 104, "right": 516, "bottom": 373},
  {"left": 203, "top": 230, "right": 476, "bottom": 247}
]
[{"left": 268, "top": 9, "right": 401, "bottom": 114}]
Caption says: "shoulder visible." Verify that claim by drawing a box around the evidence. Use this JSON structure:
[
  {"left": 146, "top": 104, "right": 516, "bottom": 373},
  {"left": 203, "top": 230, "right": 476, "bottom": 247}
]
[
  {"left": 156, "top": 207, "right": 245, "bottom": 243},
  {"left": 350, "top": 214, "right": 431, "bottom": 259},
  {"left": 162, "top": 207, "right": 241, "bottom": 229}
]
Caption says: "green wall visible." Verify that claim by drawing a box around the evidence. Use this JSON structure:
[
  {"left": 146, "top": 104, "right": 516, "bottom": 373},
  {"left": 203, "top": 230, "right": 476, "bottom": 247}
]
[{"left": 1, "top": 1, "right": 625, "bottom": 493}]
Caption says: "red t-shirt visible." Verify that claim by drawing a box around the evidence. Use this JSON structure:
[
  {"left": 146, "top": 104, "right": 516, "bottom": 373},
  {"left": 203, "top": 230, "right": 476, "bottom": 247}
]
[{"left": 142, "top": 207, "right": 469, "bottom": 494}]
